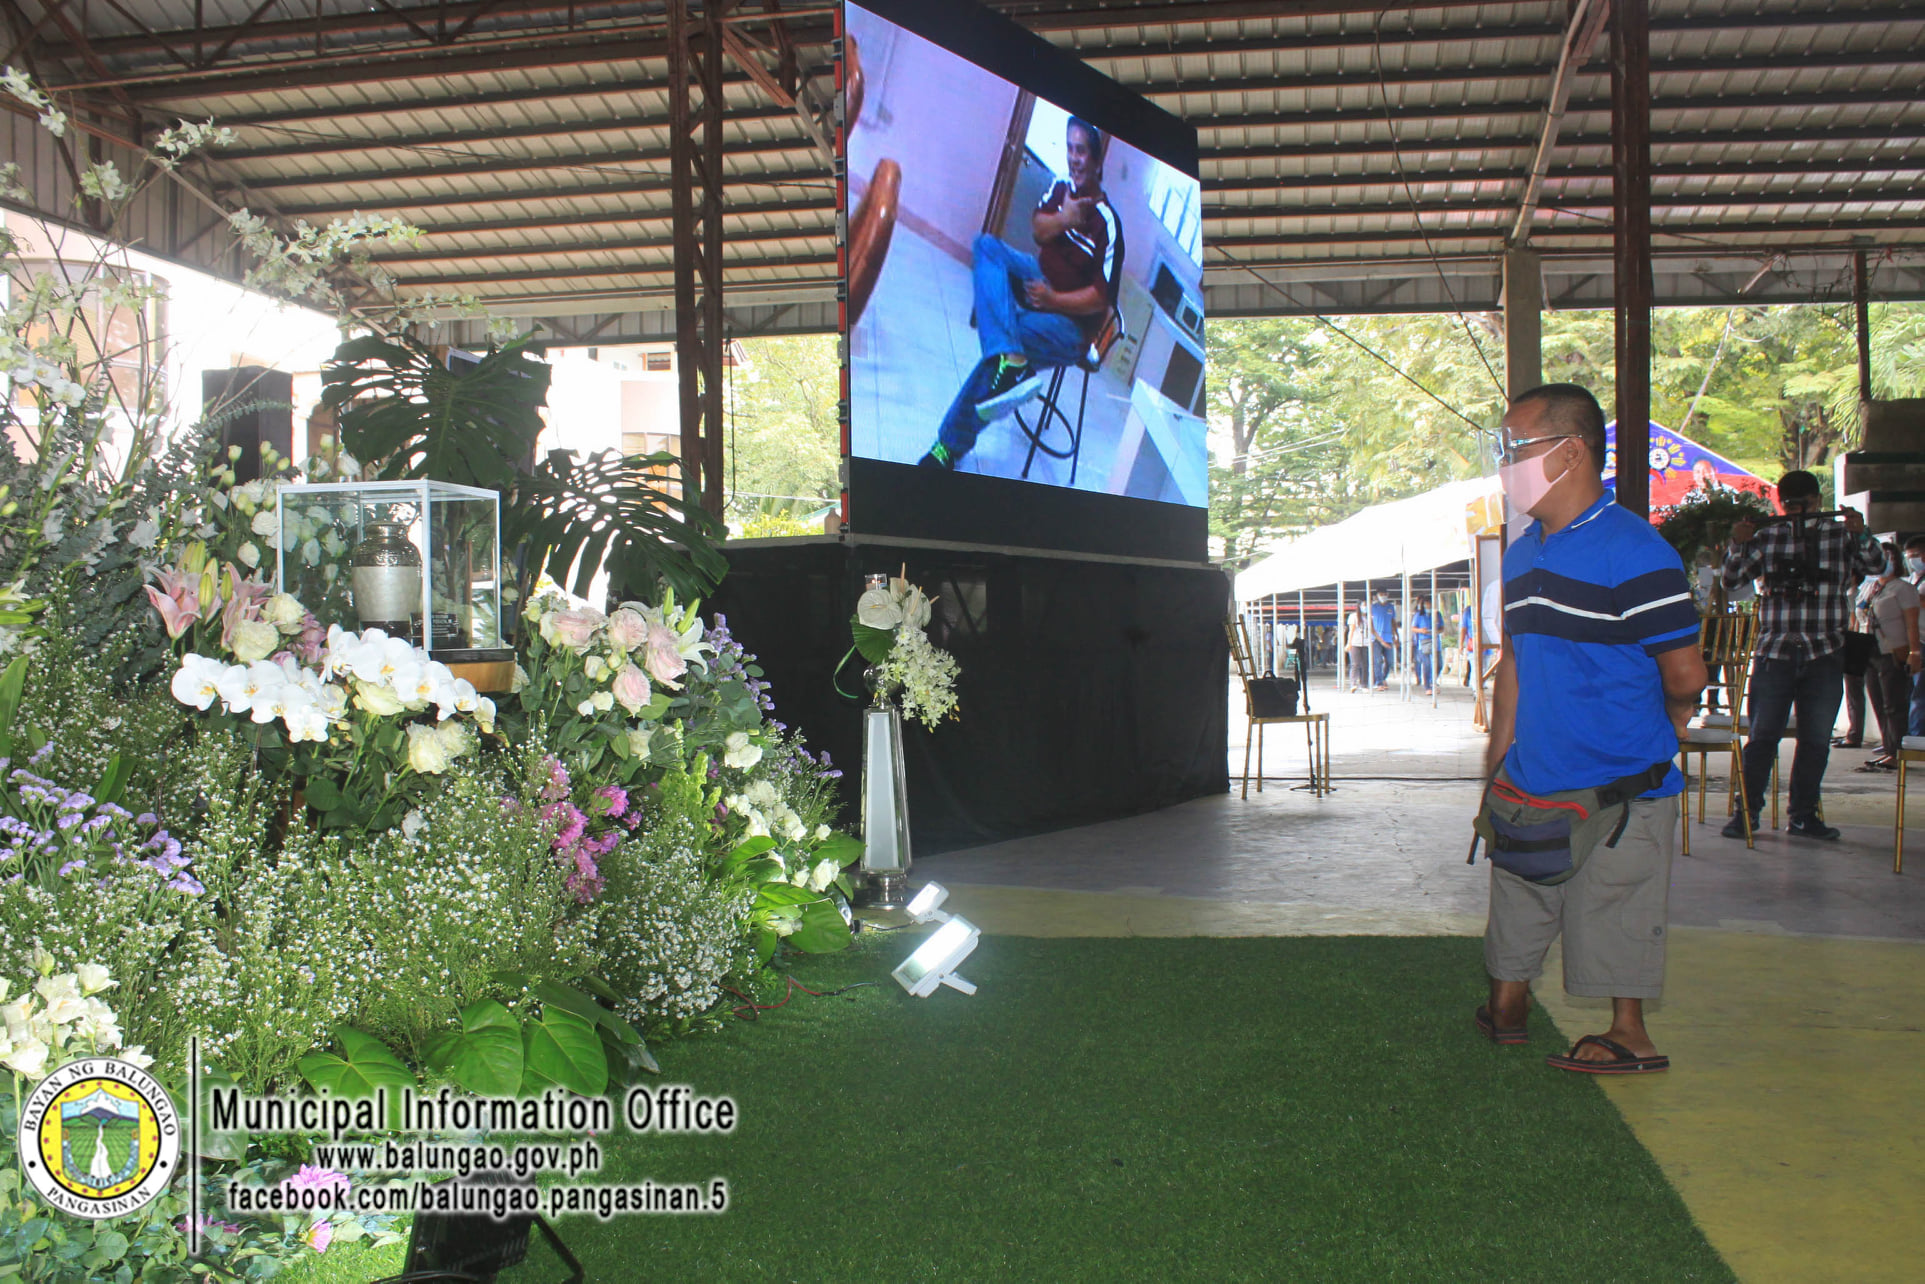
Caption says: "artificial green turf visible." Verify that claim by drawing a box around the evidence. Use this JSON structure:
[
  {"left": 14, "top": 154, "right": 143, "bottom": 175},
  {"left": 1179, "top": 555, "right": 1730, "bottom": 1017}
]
[{"left": 497, "top": 933, "right": 1732, "bottom": 1283}]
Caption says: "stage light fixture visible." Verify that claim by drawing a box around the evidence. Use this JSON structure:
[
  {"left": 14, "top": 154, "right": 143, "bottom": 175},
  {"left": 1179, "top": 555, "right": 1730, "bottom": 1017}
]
[
  {"left": 906, "top": 882, "right": 951, "bottom": 923},
  {"left": 892, "top": 915, "right": 981, "bottom": 997}
]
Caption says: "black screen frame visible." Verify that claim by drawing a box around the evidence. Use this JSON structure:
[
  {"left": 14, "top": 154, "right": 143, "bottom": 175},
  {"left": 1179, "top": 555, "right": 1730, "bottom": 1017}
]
[{"left": 839, "top": 0, "right": 1207, "bottom": 563}]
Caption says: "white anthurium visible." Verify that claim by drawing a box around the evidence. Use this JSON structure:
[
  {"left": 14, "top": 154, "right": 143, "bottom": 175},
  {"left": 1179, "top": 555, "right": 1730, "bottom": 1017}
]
[{"left": 856, "top": 586, "right": 903, "bottom": 629}]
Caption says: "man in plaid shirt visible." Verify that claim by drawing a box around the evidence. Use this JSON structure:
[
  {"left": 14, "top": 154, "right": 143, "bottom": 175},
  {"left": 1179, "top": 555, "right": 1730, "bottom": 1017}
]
[{"left": 1720, "top": 470, "right": 1884, "bottom": 840}]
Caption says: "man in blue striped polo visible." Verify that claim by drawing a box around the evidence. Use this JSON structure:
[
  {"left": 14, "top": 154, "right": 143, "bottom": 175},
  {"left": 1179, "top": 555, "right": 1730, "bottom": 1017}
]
[{"left": 1479, "top": 384, "right": 1707, "bottom": 1074}]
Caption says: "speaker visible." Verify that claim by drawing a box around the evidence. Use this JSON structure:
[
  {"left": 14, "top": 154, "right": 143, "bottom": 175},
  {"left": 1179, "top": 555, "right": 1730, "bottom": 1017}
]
[{"left": 200, "top": 366, "right": 292, "bottom": 483}]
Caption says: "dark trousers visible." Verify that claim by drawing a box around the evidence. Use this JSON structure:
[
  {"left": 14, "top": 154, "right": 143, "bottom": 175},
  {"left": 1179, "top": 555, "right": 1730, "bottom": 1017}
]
[
  {"left": 1842, "top": 668, "right": 1866, "bottom": 744},
  {"left": 1370, "top": 640, "right": 1393, "bottom": 686},
  {"left": 1867, "top": 652, "right": 1911, "bottom": 754},
  {"left": 1740, "top": 651, "right": 1845, "bottom": 825}
]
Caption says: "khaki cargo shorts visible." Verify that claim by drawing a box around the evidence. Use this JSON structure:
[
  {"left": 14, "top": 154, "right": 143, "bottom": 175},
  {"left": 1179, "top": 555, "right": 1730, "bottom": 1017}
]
[{"left": 1483, "top": 796, "right": 1674, "bottom": 1000}]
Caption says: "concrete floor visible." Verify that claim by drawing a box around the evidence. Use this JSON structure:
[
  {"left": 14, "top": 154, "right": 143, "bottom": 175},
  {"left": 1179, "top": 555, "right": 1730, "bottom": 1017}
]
[{"left": 909, "top": 676, "right": 1925, "bottom": 1283}]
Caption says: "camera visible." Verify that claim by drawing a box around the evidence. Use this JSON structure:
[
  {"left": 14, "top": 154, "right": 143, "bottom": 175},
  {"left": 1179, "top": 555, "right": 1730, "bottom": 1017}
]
[{"left": 1758, "top": 510, "right": 1845, "bottom": 601}]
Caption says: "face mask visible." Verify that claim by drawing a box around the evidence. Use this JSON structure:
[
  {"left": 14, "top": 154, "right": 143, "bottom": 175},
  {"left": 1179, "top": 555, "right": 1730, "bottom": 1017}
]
[
  {"left": 1498, "top": 445, "right": 1570, "bottom": 515},
  {"left": 1909, "top": 556, "right": 1925, "bottom": 576}
]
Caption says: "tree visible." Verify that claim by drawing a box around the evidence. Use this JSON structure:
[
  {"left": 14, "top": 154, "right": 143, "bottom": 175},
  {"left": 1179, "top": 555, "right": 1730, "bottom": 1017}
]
[
  {"left": 724, "top": 335, "right": 841, "bottom": 523},
  {"left": 1206, "top": 319, "right": 1353, "bottom": 570}
]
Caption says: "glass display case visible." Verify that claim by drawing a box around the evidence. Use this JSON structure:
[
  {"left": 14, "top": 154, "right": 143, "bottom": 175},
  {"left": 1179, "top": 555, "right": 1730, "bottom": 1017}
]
[{"left": 273, "top": 480, "right": 511, "bottom": 662}]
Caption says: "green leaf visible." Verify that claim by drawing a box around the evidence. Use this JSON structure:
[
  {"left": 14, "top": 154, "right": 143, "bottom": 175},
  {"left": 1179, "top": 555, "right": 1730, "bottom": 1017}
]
[
  {"left": 852, "top": 621, "right": 898, "bottom": 665},
  {"left": 811, "top": 832, "right": 863, "bottom": 868},
  {"left": 788, "top": 898, "right": 854, "bottom": 953},
  {"left": 523, "top": 1008, "right": 607, "bottom": 1096},
  {"left": 424, "top": 1000, "right": 524, "bottom": 1097},
  {"left": 727, "top": 836, "right": 778, "bottom": 866},
  {"left": 0, "top": 655, "right": 26, "bottom": 758},
  {"left": 297, "top": 1026, "right": 414, "bottom": 1122},
  {"left": 301, "top": 777, "right": 344, "bottom": 812},
  {"left": 751, "top": 927, "right": 778, "bottom": 966},
  {"left": 91, "top": 755, "right": 132, "bottom": 809}
]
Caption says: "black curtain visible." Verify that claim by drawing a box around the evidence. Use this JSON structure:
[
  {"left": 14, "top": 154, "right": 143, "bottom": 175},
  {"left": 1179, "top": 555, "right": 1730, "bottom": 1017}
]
[{"left": 710, "top": 542, "right": 1228, "bottom": 854}]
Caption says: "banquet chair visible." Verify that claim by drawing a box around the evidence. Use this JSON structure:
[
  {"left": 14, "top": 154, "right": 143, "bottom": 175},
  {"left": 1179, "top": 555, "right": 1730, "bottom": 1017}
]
[
  {"left": 1893, "top": 737, "right": 1925, "bottom": 873},
  {"left": 1678, "top": 611, "right": 1759, "bottom": 853},
  {"left": 1226, "top": 617, "right": 1329, "bottom": 801}
]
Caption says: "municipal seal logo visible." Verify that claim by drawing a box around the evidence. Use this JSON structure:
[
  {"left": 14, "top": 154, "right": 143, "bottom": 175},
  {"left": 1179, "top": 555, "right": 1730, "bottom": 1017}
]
[{"left": 17, "top": 1058, "right": 180, "bottom": 1219}]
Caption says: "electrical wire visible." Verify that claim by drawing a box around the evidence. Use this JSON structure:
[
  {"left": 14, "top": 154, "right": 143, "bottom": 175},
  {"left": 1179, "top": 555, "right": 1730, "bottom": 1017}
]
[
  {"left": 1369, "top": 7, "right": 1507, "bottom": 400},
  {"left": 1209, "top": 245, "right": 1490, "bottom": 434},
  {"left": 722, "top": 975, "right": 876, "bottom": 1021}
]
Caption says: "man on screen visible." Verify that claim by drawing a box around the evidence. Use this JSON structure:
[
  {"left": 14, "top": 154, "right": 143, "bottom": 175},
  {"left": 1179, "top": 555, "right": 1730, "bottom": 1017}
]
[{"left": 919, "top": 116, "right": 1124, "bottom": 471}]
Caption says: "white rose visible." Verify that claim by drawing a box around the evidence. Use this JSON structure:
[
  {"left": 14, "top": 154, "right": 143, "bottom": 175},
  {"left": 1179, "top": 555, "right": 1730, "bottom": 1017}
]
[
  {"left": 809, "top": 858, "right": 839, "bottom": 891},
  {"left": 250, "top": 509, "right": 277, "bottom": 536},
  {"left": 1, "top": 1038, "right": 48, "bottom": 1078},
  {"left": 401, "top": 810, "right": 426, "bottom": 840},
  {"left": 589, "top": 690, "right": 614, "bottom": 712},
  {"left": 814, "top": 824, "right": 832, "bottom": 842},
  {"left": 723, "top": 730, "right": 763, "bottom": 770},
  {"left": 264, "top": 593, "right": 306, "bottom": 631},
  {"left": 406, "top": 723, "right": 453, "bottom": 774},
  {"left": 353, "top": 680, "right": 405, "bottom": 717},
  {"left": 230, "top": 619, "right": 281, "bottom": 663},
  {"left": 236, "top": 541, "right": 261, "bottom": 569}
]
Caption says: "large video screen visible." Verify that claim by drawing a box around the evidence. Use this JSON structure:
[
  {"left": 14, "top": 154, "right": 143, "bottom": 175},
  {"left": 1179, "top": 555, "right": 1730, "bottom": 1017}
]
[{"left": 842, "top": 0, "right": 1207, "bottom": 557}]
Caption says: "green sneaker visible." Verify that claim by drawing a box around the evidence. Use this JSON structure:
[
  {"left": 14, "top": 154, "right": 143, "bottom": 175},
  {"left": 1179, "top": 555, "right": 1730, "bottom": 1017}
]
[{"left": 918, "top": 442, "right": 956, "bottom": 470}]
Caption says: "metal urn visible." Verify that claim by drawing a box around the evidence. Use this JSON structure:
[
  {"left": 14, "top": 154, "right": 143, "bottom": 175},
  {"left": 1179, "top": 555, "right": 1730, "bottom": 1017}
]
[{"left": 348, "top": 516, "right": 423, "bottom": 637}]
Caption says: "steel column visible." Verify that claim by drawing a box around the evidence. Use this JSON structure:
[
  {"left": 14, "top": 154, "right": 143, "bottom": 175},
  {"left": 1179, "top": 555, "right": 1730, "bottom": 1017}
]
[
  {"left": 669, "top": 0, "right": 728, "bottom": 517},
  {"left": 1855, "top": 249, "right": 1874, "bottom": 405},
  {"left": 1611, "top": 0, "right": 1653, "bottom": 518}
]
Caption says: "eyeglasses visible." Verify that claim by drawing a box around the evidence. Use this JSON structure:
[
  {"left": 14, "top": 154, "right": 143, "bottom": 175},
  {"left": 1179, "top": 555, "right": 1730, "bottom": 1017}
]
[{"left": 1495, "top": 432, "right": 1575, "bottom": 466}]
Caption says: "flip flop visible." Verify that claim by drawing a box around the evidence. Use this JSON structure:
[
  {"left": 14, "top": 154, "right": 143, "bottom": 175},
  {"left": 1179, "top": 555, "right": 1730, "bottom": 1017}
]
[
  {"left": 1474, "top": 1005, "right": 1528, "bottom": 1045},
  {"left": 1546, "top": 1033, "right": 1669, "bottom": 1074}
]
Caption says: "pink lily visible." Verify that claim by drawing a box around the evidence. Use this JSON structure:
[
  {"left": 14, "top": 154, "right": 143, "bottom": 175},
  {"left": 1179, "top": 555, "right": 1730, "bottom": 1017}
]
[
  {"left": 142, "top": 567, "right": 199, "bottom": 639},
  {"left": 220, "top": 565, "right": 275, "bottom": 650}
]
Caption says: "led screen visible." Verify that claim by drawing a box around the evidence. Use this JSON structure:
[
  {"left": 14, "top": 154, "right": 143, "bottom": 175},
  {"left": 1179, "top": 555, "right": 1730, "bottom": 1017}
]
[{"left": 843, "top": 0, "right": 1207, "bottom": 514}]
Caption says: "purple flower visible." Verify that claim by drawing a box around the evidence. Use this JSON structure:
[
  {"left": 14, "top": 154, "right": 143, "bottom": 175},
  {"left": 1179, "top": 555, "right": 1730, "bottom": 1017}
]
[
  {"left": 592, "top": 785, "right": 628, "bottom": 819},
  {"left": 166, "top": 874, "right": 205, "bottom": 895},
  {"left": 57, "top": 859, "right": 86, "bottom": 876},
  {"left": 135, "top": 813, "right": 158, "bottom": 826}
]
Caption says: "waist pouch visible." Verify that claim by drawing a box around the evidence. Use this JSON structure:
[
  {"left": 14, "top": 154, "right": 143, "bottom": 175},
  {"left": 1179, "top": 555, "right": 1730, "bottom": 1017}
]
[{"left": 1469, "top": 762, "right": 1671, "bottom": 886}]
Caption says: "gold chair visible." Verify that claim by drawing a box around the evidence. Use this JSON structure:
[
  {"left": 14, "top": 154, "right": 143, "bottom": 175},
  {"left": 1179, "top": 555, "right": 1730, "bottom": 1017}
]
[
  {"left": 1227, "top": 618, "right": 1330, "bottom": 801},
  {"left": 1678, "top": 611, "right": 1760, "bottom": 853},
  {"left": 1893, "top": 737, "right": 1925, "bottom": 873}
]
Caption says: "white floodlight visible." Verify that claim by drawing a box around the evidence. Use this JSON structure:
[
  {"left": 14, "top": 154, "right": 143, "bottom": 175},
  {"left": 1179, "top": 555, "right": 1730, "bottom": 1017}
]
[
  {"left": 905, "top": 882, "right": 951, "bottom": 924},
  {"left": 892, "top": 916, "right": 981, "bottom": 997}
]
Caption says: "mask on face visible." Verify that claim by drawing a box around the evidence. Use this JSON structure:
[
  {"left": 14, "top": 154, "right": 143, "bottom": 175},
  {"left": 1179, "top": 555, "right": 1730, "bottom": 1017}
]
[
  {"left": 1909, "top": 555, "right": 1925, "bottom": 577},
  {"left": 1497, "top": 443, "right": 1571, "bottom": 515}
]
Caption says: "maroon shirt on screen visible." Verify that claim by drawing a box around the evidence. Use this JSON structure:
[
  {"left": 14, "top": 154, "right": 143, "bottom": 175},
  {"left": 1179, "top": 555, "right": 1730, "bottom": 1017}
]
[{"left": 1034, "top": 180, "right": 1122, "bottom": 339}]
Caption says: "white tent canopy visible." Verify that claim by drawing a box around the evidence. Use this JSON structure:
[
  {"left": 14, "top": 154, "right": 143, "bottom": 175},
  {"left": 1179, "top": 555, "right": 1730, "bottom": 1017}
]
[{"left": 1235, "top": 476, "right": 1501, "bottom": 603}]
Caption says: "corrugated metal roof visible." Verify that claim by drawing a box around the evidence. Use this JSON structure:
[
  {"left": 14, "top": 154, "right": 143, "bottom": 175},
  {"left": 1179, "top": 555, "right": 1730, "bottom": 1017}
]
[{"left": 3, "top": 0, "right": 1921, "bottom": 332}]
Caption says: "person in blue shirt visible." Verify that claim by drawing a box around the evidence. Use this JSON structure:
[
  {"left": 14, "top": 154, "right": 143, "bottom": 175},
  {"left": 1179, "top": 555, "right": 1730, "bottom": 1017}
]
[
  {"left": 1479, "top": 384, "right": 1707, "bottom": 1075},
  {"left": 1368, "top": 588, "right": 1398, "bottom": 690},
  {"left": 1411, "top": 595, "right": 1436, "bottom": 695}
]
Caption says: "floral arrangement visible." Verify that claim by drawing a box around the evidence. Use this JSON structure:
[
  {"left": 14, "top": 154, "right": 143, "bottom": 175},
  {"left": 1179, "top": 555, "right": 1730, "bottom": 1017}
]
[{"left": 851, "top": 571, "right": 960, "bottom": 730}]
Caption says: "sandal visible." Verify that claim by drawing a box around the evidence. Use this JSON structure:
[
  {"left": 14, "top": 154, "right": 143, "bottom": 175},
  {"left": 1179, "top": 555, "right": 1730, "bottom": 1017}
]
[
  {"left": 1832, "top": 737, "right": 1862, "bottom": 748},
  {"left": 1856, "top": 757, "right": 1896, "bottom": 772},
  {"left": 1474, "top": 1005, "right": 1528, "bottom": 1046},
  {"left": 1546, "top": 1034, "right": 1669, "bottom": 1074}
]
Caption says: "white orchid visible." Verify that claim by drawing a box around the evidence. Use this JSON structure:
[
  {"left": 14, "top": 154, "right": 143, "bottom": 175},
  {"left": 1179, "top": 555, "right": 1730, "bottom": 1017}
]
[{"left": 170, "top": 653, "right": 228, "bottom": 710}]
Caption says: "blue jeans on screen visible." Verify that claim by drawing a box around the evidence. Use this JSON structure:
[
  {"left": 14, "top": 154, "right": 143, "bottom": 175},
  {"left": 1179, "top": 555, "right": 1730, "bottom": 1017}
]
[
  {"left": 935, "top": 235, "right": 1086, "bottom": 460},
  {"left": 1740, "top": 650, "right": 1845, "bottom": 826},
  {"left": 1370, "top": 640, "right": 1393, "bottom": 686}
]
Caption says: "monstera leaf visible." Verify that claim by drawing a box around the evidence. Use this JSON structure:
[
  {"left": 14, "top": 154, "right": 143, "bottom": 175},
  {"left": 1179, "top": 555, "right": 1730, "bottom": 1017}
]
[
  {"left": 513, "top": 448, "right": 727, "bottom": 604},
  {"left": 325, "top": 334, "right": 552, "bottom": 490},
  {"left": 324, "top": 334, "right": 725, "bottom": 606}
]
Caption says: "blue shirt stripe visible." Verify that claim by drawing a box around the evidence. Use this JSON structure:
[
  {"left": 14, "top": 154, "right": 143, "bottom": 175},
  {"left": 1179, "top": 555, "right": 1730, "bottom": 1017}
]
[{"left": 1503, "top": 490, "right": 1696, "bottom": 798}]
